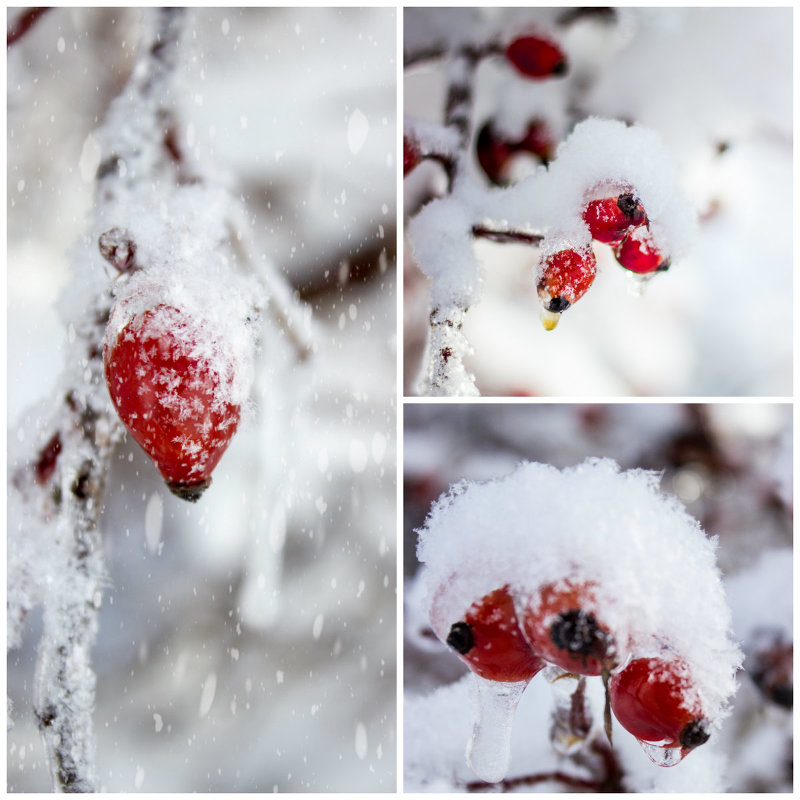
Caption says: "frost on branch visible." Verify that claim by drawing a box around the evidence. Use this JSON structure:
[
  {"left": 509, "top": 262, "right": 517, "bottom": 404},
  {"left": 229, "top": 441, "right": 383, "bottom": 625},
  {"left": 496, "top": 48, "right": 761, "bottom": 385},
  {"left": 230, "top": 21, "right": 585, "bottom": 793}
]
[
  {"left": 6, "top": 8, "right": 272, "bottom": 791},
  {"left": 412, "top": 458, "right": 741, "bottom": 788}
]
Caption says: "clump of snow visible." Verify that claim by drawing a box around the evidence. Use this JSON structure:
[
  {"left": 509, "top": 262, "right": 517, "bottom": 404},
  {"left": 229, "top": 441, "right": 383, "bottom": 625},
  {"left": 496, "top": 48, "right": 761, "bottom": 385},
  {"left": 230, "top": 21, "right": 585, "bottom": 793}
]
[
  {"left": 407, "top": 190, "right": 483, "bottom": 308},
  {"left": 417, "top": 458, "right": 741, "bottom": 725},
  {"left": 487, "top": 117, "right": 697, "bottom": 261}
]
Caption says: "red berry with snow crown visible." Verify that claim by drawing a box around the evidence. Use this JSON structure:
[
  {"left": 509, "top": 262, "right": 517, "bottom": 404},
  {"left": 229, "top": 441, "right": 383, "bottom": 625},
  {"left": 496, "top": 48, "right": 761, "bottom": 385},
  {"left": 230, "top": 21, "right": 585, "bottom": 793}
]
[
  {"left": 583, "top": 193, "right": 647, "bottom": 245},
  {"left": 537, "top": 246, "right": 597, "bottom": 330},
  {"left": 505, "top": 35, "right": 567, "bottom": 79},
  {"left": 439, "top": 585, "right": 546, "bottom": 683},
  {"left": 610, "top": 657, "right": 710, "bottom": 759},
  {"left": 104, "top": 303, "right": 240, "bottom": 502},
  {"left": 518, "top": 580, "right": 619, "bottom": 676},
  {"left": 614, "top": 226, "right": 670, "bottom": 274}
]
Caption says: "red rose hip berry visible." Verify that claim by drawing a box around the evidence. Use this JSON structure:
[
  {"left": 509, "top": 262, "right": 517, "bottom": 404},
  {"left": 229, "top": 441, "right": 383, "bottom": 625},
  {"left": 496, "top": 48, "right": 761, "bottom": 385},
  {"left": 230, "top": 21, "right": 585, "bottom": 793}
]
[
  {"left": 476, "top": 121, "right": 515, "bottom": 185},
  {"left": 614, "top": 227, "right": 670, "bottom": 274},
  {"left": 610, "top": 657, "right": 710, "bottom": 757},
  {"left": 519, "top": 580, "right": 618, "bottom": 676},
  {"left": 104, "top": 303, "right": 240, "bottom": 501},
  {"left": 440, "top": 585, "right": 546, "bottom": 683},
  {"left": 505, "top": 35, "right": 567, "bottom": 79},
  {"left": 537, "top": 247, "right": 597, "bottom": 330},
  {"left": 583, "top": 193, "right": 647, "bottom": 245},
  {"left": 404, "top": 135, "right": 422, "bottom": 177}
]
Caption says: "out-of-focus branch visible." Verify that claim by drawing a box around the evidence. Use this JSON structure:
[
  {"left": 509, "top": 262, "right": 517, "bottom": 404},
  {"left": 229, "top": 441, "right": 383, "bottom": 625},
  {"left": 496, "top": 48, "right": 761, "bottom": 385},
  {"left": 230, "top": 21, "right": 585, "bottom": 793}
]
[{"left": 7, "top": 6, "right": 51, "bottom": 47}]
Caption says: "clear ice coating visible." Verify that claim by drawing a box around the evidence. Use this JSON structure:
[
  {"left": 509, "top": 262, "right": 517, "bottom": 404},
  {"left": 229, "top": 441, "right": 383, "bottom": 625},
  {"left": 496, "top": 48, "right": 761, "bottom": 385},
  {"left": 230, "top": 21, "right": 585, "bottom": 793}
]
[
  {"left": 466, "top": 675, "right": 528, "bottom": 783},
  {"left": 639, "top": 740, "right": 686, "bottom": 767},
  {"left": 545, "top": 668, "right": 591, "bottom": 756}
]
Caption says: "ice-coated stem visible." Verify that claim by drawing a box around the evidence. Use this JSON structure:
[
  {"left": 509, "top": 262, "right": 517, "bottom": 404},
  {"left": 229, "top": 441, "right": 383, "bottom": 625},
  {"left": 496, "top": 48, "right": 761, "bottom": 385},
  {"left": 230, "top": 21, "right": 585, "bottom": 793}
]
[
  {"left": 466, "top": 675, "right": 529, "bottom": 783},
  {"left": 545, "top": 669, "right": 592, "bottom": 755},
  {"left": 10, "top": 9, "right": 189, "bottom": 792}
]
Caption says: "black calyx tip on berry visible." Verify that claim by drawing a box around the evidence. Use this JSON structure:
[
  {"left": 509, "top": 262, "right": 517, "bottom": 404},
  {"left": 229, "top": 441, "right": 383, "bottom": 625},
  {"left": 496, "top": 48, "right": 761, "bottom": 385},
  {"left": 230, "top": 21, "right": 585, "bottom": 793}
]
[
  {"left": 547, "top": 296, "right": 571, "bottom": 313},
  {"left": 552, "top": 60, "right": 568, "bottom": 77},
  {"left": 447, "top": 621, "right": 474, "bottom": 654},
  {"left": 550, "top": 609, "right": 608, "bottom": 657},
  {"left": 680, "top": 718, "right": 711, "bottom": 750},
  {"left": 616, "top": 193, "right": 638, "bottom": 217},
  {"left": 656, "top": 259, "right": 671, "bottom": 273},
  {"left": 168, "top": 478, "right": 212, "bottom": 503},
  {"left": 769, "top": 685, "right": 793, "bottom": 709}
]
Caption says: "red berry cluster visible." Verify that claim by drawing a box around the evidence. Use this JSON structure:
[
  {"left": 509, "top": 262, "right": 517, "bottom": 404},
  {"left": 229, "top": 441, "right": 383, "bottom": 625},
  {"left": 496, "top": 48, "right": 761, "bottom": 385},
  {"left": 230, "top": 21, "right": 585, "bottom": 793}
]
[
  {"left": 434, "top": 577, "right": 710, "bottom": 763},
  {"left": 104, "top": 303, "right": 240, "bottom": 502},
  {"left": 538, "top": 192, "right": 670, "bottom": 328},
  {"left": 476, "top": 119, "right": 554, "bottom": 185}
]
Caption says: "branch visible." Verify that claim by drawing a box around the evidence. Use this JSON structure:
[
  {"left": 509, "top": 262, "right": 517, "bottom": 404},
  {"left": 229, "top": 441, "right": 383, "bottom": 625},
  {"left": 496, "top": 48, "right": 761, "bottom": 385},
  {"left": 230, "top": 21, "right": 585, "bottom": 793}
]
[
  {"left": 7, "top": 7, "right": 51, "bottom": 47},
  {"left": 9, "top": 9, "right": 189, "bottom": 792},
  {"left": 472, "top": 224, "right": 544, "bottom": 247}
]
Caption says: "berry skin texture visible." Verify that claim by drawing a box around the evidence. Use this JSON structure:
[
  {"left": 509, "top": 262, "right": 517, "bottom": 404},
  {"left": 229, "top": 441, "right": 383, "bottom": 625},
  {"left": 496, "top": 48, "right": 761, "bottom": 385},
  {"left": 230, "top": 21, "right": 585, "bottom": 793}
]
[
  {"left": 519, "top": 580, "right": 618, "bottom": 676},
  {"left": 614, "top": 226, "right": 670, "bottom": 274},
  {"left": 583, "top": 194, "right": 647, "bottom": 245},
  {"left": 505, "top": 35, "right": 567, "bottom": 79},
  {"left": 443, "top": 586, "right": 546, "bottom": 683},
  {"left": 403, "top": 135, "right": 422, "bottom": 177},
  {"left": 610, "top": 657, "right": 710, "bottom": 753},
  {"left": 537, "top": 247, "right": 597, "bottom": 329},
  {"left": 104, "top": 304, "right": 240, "bottom": 502}
]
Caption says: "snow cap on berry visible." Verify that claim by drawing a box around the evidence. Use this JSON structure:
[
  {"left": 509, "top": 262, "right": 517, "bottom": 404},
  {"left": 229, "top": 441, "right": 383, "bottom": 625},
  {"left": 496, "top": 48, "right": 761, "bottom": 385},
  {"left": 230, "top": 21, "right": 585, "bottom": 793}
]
[
  {"left": 487, "top": 118, "right": 697, "bottom": 264},
  {"left": 416, "top": 458, "right": 741, "bottom": 726}
]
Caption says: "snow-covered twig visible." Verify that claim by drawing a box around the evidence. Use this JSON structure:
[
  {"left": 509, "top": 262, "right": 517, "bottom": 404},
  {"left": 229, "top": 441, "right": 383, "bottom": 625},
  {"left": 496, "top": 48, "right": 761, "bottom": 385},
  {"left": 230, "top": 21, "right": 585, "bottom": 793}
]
[{"left": 8, "top": 10, "right": 188, "bottom": 792}]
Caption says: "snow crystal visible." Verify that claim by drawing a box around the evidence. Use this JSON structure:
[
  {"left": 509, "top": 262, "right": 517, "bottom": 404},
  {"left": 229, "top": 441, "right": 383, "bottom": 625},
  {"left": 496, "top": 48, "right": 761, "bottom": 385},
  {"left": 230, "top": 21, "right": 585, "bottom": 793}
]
[
  {"left": 349, "top": 439, "right": 368, "bottom": 473},
  {"left": 144, "top": 493, "right": 163, "bottom": 554},
  {"left": 312, "top": 614, "right": 325, "bottom": 640},
  {"left": 347, "top": 109, "right": 369, "bottom": 155},
  {"left": 199, "top": 673, "right": 217, "bottom": 717},
  {"left": 354, "top": 722, "right": 368, "bottom": 760},
  {"left": 417, "top": 458, "right": 741, "bottom": 725}
]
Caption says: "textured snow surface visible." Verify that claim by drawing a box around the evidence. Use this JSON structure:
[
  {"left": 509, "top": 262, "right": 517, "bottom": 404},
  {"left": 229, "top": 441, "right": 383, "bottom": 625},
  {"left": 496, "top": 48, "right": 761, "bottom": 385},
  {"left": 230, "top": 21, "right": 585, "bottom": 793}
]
[{"left": 417, "top": 459, "right": 741, "bottom": 724}]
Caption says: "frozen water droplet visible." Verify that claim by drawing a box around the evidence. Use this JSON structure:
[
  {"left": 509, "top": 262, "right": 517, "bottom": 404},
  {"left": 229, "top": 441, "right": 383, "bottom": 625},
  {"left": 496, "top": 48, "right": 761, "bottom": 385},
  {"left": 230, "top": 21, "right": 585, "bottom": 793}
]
[
  {"left": 638, "top": 740, "right": 686, "bottom": 767},
  {"left": 627, "top": 272, "right": 655, "bottom": 297},
  {"left": 466, "top": 675, "right": 528, "bottom": 783},
  {"left": 540, "top": 308, "right": 560, "bottom": 331}
]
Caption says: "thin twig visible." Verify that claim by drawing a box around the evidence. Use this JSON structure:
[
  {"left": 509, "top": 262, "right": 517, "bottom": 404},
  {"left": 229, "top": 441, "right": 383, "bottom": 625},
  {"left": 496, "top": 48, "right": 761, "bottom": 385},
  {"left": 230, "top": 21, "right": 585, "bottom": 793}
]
[
  {"left": 13, "top": 9, "right": 189, "bottom": 793},
  {"left": 471, "top": 225, "right": 544, "bottom": 246}
]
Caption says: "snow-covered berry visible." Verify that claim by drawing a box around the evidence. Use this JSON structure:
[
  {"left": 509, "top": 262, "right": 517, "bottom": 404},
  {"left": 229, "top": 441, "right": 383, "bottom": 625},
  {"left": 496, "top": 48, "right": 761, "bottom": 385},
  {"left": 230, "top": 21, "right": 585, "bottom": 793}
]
[
  {"left": 537, "top": 246, "right": 597, "bottom": 330},
  {"left": 505, "top": 35, "right": 567, "bottom": 79},
  {"left": 583, "top": 193, "right": 647, "bottom": 245},
  {"left": 614, "top": 226, "right": 670, "bottom": 274},
  {"left": 104, "top": 303, "right": 241, "bottom": 501},
  {"left": 519, "top": 580, "right": 619, "bottom": 676},
  {"left": 436, "top": 585, "right": 546, "bottom": 683},
  {"left": 610, "top": 656, "right": 710, "bottom": 764}
]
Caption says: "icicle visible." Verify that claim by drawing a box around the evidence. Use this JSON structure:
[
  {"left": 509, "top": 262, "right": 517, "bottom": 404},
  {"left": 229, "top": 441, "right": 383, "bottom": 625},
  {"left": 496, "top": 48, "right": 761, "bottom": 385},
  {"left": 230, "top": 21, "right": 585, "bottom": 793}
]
[
  {"left": 540, "top": 307, "right": 561, "bottom": 331},
  {"left": 638, "top": 740, "right": 687, "bottom": 767},
  {"left": 466, "top": 674, "right": 527, "bottom": 783},
  {"left": 544, "top": 667, "right": 592, "bottom": 755}
]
